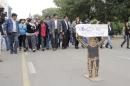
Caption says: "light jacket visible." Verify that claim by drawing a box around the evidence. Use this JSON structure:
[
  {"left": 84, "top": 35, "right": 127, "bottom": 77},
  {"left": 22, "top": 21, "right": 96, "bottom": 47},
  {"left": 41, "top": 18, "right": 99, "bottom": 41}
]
[{"left": 19, "top": 23, "right": 27, "bottom": 35}]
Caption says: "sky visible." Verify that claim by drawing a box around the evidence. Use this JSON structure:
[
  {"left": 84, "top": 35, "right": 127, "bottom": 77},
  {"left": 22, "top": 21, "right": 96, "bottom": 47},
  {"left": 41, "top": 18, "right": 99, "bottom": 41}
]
[{"left": 7, "top": 0, "right": 56, "bottom": 19}]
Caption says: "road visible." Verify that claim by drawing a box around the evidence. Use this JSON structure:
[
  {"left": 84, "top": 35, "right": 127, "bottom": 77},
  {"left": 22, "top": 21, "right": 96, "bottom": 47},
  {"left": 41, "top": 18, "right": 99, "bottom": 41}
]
[{"left": 0, "top": 38, "right": 130, "bottom": 86}]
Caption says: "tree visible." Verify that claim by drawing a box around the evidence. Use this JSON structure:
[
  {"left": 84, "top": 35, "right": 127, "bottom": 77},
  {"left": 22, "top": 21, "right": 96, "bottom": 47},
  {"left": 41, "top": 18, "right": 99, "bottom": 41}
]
[
  {"left": 41, "top": 8, "right": 62, "bottom": 19},
  {"left": 54, "top": 0, "right": 130, "bottom": 22},
  {"left": 33, "top": 14, "right": 41, "bottom": 19},
  {"left": 54, "top": 0, "right": 93, "bottom": 21}
]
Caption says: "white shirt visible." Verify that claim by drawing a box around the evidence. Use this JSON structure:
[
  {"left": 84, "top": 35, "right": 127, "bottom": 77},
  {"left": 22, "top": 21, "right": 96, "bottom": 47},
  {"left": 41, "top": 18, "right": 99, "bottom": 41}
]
[
  {"left": 54, "top": 19, "right": 58, "bottom": 29},
  {"left": 108, "top": 25, "right": 112, "bottom": 31},
  {"left": 12, "top": 19, "right": 17, "bottom": 32}
]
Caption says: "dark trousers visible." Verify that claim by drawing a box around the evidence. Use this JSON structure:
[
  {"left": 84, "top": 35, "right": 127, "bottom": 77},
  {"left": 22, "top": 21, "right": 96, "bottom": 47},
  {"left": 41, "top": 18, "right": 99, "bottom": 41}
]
[
  {"left": 37, "top": 35, "right": 41, "bottom": 50},
  {"left": 26, "top": 35, "right": 36, "bottom": 50},
  {"left": 73, "top": 32, "right": 79, "bottom": 48},
  {"left": 62, "top": 30, "right": 70, "bottom": 48},
  {"left": 51, "top": 29, "right": 58, "bottom": 49},
  {"left": 121, "top": 35, "right": 129, "bottom": 48},
  {"left": 41, "top": 36, "right": 46, "bottom": 49},
  {"left": 18, "top": 35, "right": 26, "bottom": 49},
  {"left": 8, "top": 33, "right": 18, "bottom": 53}
]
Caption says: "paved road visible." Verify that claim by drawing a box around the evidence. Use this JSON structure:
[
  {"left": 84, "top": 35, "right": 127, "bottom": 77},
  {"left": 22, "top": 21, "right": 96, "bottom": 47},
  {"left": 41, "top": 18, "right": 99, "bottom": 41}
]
[{"left": 0, "top": 38, "right": 130, "bottom": 86}]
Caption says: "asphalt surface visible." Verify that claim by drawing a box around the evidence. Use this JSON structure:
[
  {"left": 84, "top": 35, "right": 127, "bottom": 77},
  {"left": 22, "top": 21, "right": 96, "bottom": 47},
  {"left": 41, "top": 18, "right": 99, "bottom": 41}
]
[{"left": 0, "top": 38, "right": 130, "bottom": 86}]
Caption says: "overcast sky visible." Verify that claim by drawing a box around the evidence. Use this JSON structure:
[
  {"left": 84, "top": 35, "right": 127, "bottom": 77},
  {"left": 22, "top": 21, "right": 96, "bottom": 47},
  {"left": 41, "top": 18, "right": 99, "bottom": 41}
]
[{"left": 8, "top": 0, "right": 56, "bottom": 19}]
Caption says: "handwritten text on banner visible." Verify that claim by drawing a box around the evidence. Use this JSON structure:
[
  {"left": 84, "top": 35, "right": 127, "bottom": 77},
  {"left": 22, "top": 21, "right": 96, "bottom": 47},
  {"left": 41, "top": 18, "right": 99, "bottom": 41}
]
[{"left": 76, "top": 24, "right": 108, "bottom": 37}]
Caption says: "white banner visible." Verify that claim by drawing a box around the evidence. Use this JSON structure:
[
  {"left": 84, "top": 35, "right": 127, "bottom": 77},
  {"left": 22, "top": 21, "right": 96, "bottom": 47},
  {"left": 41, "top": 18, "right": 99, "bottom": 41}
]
[{"left": 76, "top": 24, "right": 108, "bottom": 37}]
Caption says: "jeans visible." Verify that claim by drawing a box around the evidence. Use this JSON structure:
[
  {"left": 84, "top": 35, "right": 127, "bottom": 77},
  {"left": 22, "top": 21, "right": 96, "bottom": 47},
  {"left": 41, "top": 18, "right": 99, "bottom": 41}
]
[
  {"left": 8, "top": 33, "right": 19, "bottom": 53},
  {"left": 46, "top": 34, "right": 51, "bottom": 49},
  {"left": 51, "top": 29, "right": 59, "bottom": 49},
  {"left": 121, "top": 35, "right": 129, "bottom": 48},
  {"left": 3, "top": 36, "right": 10, "bottom": 50},
  {"left": 106, "top": 35, "right": 112, "bottom": 48},
  {"left": 26, "top": 35, "right": 36, "bottom": 50},
  {"left": 18, "top": 35, "right": 26, "bottom": 49}
]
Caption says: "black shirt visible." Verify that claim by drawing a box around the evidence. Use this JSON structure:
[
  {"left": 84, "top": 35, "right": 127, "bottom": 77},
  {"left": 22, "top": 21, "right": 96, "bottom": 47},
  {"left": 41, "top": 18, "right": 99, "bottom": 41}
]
[
  {"left": 27, "top": 24, "right": 36, "bottom": 33},
  {"left": 125, "top": 26, "right": 130, "bottom": 35}
]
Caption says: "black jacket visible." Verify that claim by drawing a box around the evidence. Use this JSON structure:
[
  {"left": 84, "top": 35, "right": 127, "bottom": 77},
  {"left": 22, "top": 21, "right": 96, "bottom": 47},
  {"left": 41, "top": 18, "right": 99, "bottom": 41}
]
[
  {"left": 108, "top": 25, "right": 114, "bottom": 36},
  {"left": 125, "top": 27, "right": 130, "bottom": 35},
  {"left": 61, "top": 20, "right": 70, "bottom": 33},
  {"left": 27, "top": 24, "right": 36, "bottom": 33}
]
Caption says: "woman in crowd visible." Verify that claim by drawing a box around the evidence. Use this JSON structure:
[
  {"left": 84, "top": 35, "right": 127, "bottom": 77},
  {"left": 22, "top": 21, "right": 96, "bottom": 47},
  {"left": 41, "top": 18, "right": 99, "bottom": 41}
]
[
  {"left": 40, "top": 20, "right": 47, "bottom": 51},
  {"left": 72, "top": 17, "right": 82, "bottom": 49},
  {"left": 121, "top": 22, "right": 130, "bottom": 49},
  {"left": 36, "top": 19, "right": 42, "bottom": 50},
  {"left": 26, "top": 18, "right": 36, "bottom": 52},
  {"left": 18, "top": 19, "right": 27, "bottom": 51}
]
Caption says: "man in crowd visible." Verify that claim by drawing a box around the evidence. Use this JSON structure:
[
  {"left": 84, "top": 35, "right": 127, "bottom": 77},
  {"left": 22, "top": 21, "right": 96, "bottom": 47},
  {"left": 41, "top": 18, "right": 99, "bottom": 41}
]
[
  {"left": 61, "top": 16, "right": 70, "bottom": 49},
  {"left": 50, "top": 14, "right": 62, "bottom": 51},
  {"left": 105, "top": 21, "right": 114, "bottom": 49},
  {"left": 44, "top": 15, "right": 51, "bottom": 50},
  {"left": 5, "top": 13, "right": 19, "bottom": 54}
]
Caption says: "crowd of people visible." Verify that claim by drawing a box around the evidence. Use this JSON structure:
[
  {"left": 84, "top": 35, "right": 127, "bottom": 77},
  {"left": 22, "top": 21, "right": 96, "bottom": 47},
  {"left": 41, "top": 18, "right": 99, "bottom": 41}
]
[{"left": 0, "top": 13, "right": 130, "bottom": 55}]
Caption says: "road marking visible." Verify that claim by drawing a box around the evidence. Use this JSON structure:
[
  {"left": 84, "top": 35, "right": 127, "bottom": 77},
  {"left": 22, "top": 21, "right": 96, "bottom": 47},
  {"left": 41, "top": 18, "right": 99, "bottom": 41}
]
[
  {"left": 118, "top": 56, "right": 130, "bottom": 61},
  {"left": 28, "top": 62, "right": 36, "bottom": 74},
  {"left": 22, "top": 53, "right": 31, "bottom": 86}
]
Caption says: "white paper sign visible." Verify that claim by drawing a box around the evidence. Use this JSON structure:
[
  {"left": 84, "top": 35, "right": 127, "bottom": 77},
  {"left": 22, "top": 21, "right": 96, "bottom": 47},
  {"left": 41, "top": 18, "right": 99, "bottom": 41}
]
[{"left": 76, "top": 24, "right": 108, "bottom": 37}]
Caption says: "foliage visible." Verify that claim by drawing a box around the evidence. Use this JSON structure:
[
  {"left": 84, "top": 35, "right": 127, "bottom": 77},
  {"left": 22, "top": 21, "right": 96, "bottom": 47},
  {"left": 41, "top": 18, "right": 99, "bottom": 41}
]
[
  {"left": 54, "top": 0, "right": 130, "bottom": 22},
  {"left": 41, "top": 8, "right": 62, "bottom": 19}
]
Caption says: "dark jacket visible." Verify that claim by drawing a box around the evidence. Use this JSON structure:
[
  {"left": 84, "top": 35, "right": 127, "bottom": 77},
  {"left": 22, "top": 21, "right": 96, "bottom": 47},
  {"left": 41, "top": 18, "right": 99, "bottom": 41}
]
[
  {"left": 26, "top": 23, "right": 36, "bottom": 33},
  {"left": 61, "top": 20, "right": 70, "bottom": 33},
  {"left": 125, "top": 26, "right": 130, "bottom": 35},
  {"left": 37, "top": 22, "right": 49, "bottom": 36},
  {"left": 108, "top": 25, "right": 114, "bottom": 36}
]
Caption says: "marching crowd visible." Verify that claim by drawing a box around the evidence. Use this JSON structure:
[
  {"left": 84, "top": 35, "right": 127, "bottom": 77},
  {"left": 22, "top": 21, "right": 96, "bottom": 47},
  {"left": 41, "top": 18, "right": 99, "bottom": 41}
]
[
  {"left": 0, "top": 13, "right": 130, "bottom": 55},
  {"left": 0, "top": 13, "right": 84, "bottom": 54}
]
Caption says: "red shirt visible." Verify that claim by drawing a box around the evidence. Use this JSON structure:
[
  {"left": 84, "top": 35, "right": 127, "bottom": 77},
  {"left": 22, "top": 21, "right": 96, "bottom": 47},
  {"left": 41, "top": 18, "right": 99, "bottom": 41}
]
[{"left": 41, "top": 23, "right": 46, "bottom": 37}]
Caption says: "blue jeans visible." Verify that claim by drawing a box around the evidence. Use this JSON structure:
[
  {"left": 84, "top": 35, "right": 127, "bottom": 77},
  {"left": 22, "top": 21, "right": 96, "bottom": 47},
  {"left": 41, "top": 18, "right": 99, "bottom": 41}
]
[
  {"left": 106, "top": 35, "right": 112, "bottom": 48},
  {"left": 8, "top": 33, "right": 19, "bottom": 53},
  {"left": 26, "top": 35, "right": 36, "bottom": 50},
  {"left": 46, "top": 34, "right": 51, "bottom": 49},
  {"left": 3, "top": 36, "right": 10, "bottom": 50}
]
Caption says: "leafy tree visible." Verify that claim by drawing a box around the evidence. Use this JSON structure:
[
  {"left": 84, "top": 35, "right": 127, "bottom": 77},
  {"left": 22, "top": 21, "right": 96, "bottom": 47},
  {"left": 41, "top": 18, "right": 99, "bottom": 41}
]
[
  {"left": 41, "top": 8, "right": 62, "bottom": 19},
  {"left": 54, "top": 0, "right": 130, "bottom": 22}
]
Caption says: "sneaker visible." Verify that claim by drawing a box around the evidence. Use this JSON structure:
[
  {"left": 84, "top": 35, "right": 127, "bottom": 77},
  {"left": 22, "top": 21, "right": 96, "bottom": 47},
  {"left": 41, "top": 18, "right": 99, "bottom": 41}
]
[
  {"left": 121, "top": 45, "right": 123, "bottom": 48},
  {"left": 24, "top": 49, "right": 27, "bottom": 52},
  {"left": 32, "top": 49, "right": 36, "bottom": 52},
  {"left": 42, "top": 49, "right": 45, "bottom": 51},
  {"left": 46, "top": 48, "right": 49, "bottom": 50},
  {"left": 10, "top": 51, "right": 13, "bottom": 54},
  {"left": 75, "top": 46, "right": 79, "bottom": 49}
]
